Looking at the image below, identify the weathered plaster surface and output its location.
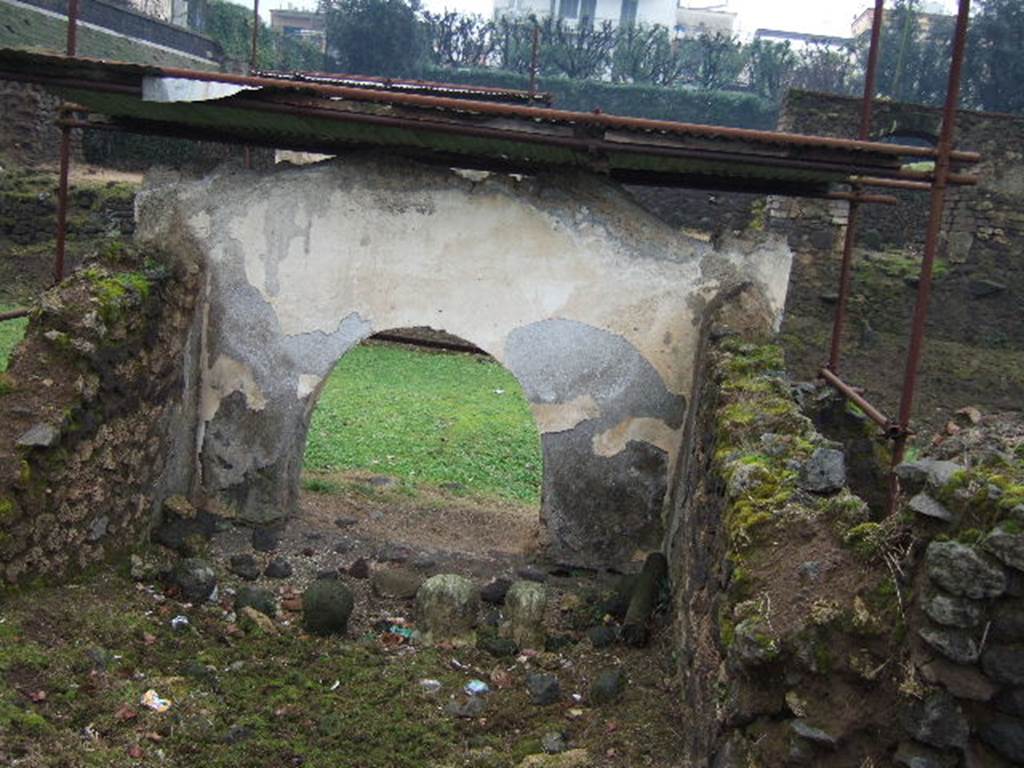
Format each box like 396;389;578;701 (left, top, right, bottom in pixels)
135;155;792;565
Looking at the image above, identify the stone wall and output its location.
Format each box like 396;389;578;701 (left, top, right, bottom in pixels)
628;90;1024;353
0;245;202;583
134;155;794;568
0;81;81;167
665;330;1024;766
776;90;1024;351
0;165;138;303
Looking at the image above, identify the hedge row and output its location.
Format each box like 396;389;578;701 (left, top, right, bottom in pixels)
422;66;778;129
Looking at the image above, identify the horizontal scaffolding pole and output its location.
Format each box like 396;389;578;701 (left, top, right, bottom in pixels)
819;367;902;438
0;307;30;321
826;191;899;205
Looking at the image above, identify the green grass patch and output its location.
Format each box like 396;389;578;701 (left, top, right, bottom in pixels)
305;344;542;503
0;304;28;372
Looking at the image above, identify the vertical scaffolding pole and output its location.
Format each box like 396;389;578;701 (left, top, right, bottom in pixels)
890;0;972;484
250;0;260;70
826;0;885;373
244;0;260;168
53;0;79;284
528;23;540;95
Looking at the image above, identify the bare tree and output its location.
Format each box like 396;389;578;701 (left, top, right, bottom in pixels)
746;39;796;101
678;33;746;91
424;12;499;69
494;16;538;74
542;17;616;81
612;24;688;86
792;42;860;96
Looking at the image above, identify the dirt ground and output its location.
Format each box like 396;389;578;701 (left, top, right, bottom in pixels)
0;474;685;768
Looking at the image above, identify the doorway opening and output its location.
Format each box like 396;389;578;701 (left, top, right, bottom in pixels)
300;329;544;563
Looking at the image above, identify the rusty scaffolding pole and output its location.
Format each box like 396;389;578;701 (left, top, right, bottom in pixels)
818;0;975;513
890;0;973;475
53;0;79;285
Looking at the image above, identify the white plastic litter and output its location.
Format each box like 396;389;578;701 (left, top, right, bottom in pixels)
419;679;443;695
140;689;171;713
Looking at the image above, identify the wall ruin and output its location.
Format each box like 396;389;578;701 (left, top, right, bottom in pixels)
133;155;793;567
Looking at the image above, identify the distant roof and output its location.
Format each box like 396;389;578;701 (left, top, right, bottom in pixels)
754;29;853;47
0;49;977;197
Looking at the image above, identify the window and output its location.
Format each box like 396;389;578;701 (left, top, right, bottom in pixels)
559;0;580;19
619;0;638;26
580;0;596;23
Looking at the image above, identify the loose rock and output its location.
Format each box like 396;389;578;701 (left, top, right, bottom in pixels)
586;625;617;649
16;422;60;448
908;493;955;523
590;668;625;705
238;606;277;635
541;731;567;754
517;749;590;768
235;586;278;618
377;544;413;563
228;554;261;581
370;568;422;600
251;526;283;553
263;557;293;579
302;580;354;636
444;696;486;719
481;577;512;605
416;574;480;646
172;558;217;603
348;558;370;579
526;672;560;705
790;720;838;749
477;633;517;658
503;581;547;651
895;459;961;494
517;565;547;583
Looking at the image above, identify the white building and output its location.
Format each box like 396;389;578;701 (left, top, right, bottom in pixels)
493;0;737;38
753;28;853;52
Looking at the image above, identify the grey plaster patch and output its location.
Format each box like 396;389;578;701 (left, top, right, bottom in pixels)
282;313;373;378
505;318;685;429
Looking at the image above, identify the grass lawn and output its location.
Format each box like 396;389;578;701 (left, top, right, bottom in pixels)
0;306;28;372
305;344;542;504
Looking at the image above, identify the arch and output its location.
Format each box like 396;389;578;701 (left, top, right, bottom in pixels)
138;153;793;566
302;326;544;500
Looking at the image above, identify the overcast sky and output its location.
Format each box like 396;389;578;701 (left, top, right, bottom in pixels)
247;0;960;39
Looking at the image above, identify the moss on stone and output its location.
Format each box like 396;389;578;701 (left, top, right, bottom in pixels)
0;497;14;524
82;266;152;326
843;522;885;559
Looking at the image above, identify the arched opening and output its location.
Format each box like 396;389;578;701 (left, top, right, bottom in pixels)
298;327;545;565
